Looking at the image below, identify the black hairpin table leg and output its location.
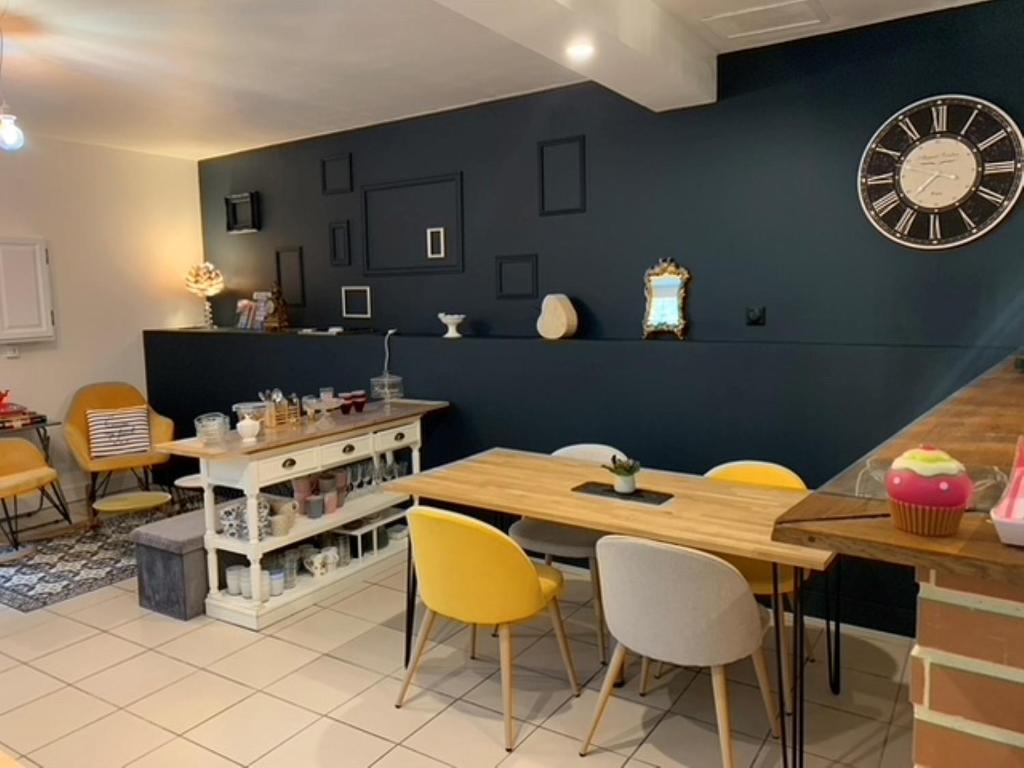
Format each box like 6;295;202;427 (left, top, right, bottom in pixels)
771;564;790;768
792;567;807;768
824;556;843;695
404;540;417;668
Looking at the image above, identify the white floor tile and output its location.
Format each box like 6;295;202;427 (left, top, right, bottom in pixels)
156;621;259;667
0;610;54;641
0;616;98;662
126;737;238;767
587;658;698;712
834;632;909;682
128;670;253;734
801;701;889;768
372;746;449;768
330;677;453;742
325;584;407;624
515;635;603;687
542;687;666;756
252;717;391;767
272;608;376;653
389;638;498;698
0;652;19;673
370;570;407;593
327;623;406;675
382;601;464;645
749;740;847;767
185;692;318;765
31;632;145;683
633;712;765;768
404;700;535;768
44;586;124;617
501;726;628;768
557;570;595;606
879;726;912;768
208;636;319;689
0;687;115;755
113;577;139;593
266;656;381;714
27;711;172;768
464;667;576;725
65;592;150;630
672;675;775;739
804;663;902;722
0;666;64;715
77;651;195;707
110;613;210;648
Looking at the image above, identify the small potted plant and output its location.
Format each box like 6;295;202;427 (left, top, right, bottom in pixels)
603;455;641;495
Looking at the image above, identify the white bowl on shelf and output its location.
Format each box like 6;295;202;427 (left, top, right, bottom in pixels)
990;511;1024;547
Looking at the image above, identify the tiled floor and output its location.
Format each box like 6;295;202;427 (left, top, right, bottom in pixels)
0;560;914;767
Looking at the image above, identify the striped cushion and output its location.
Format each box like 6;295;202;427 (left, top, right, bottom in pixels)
86;405;152;459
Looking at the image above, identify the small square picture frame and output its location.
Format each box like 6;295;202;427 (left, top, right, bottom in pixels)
341;285;372;319
426;227;446;259
225;192;261;233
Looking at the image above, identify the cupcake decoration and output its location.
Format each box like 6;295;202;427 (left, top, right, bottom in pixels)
885;446;973;537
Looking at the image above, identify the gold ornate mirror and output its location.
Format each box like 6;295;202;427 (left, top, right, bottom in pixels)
642;258;690;339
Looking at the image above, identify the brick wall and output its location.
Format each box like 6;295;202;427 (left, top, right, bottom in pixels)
912;569;1024;767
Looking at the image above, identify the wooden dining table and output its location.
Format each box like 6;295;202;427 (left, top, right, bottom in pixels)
387;447;836;768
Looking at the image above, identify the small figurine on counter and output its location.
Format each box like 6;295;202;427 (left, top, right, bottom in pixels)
263;283;289;331
885;446;973;537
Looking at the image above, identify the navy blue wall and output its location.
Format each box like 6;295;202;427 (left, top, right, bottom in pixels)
156;0;1024;636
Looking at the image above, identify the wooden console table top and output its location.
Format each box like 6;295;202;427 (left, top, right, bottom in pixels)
773;357;1024;584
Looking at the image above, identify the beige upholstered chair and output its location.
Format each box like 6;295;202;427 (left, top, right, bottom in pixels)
581;536;780;768
508;443;625;662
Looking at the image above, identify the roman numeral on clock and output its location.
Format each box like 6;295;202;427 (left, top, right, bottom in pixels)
931;105;947;132
865;172;894;185
898;118;920;141
984;160;1016;175
929;214;941;241
873;191;900;217
958;207;976;230
894;208;917;236
977;186;1006;205
874;146;902;159
977;129;1008;151
961;109;979;136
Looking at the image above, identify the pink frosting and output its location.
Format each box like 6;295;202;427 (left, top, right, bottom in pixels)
886;468;973;508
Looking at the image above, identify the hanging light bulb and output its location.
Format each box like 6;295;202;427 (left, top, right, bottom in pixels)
0;111;22;151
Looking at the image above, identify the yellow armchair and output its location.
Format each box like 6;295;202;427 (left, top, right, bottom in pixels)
0;438;72;549
64;382;173;515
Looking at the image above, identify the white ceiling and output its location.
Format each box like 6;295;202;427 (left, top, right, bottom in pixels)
0;0;990;160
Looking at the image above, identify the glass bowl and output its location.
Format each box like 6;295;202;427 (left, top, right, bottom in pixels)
194;412;229;443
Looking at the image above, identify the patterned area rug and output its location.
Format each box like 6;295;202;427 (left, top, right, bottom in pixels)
0;510;165;612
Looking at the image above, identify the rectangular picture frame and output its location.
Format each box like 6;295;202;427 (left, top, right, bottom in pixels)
329;221;351;267
225;191;261;233
275;246;306;307
341;285;372;319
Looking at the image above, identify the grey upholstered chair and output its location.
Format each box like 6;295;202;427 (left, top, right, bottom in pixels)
580;536;780;768
508;443;624;662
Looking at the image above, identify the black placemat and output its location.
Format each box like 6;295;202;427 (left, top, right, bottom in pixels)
571;481;673;506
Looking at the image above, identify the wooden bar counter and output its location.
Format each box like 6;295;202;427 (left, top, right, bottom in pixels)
773;356;1024;767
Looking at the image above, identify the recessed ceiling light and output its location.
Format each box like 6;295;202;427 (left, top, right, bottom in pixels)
565;41;595;63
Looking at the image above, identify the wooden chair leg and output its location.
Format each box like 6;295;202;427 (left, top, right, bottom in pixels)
498;623;516;751
469;624;478;660
548;598;579;695
710;665;735;768
580;643;627;756
653;660;666;680
395;608;437;708
544;553;554;566
639;656;651;696
589;556;608;664
751;647;780;738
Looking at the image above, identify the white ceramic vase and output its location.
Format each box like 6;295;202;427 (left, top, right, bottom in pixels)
614;474;636;494
237;414;261;443
438;313;465;339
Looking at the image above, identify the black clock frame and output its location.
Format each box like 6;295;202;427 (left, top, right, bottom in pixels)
858;95;1023;249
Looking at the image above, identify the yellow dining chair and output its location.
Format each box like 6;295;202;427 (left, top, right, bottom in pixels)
396;505;580;751
704;460;809;711
0;438;72;549
64;382;173;522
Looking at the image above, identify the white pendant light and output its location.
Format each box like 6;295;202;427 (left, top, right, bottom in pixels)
0;5;24;152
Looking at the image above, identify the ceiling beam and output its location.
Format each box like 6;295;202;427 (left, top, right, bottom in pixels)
431;0;717;111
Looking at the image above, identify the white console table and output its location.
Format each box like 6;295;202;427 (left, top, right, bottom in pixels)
157;400;446;629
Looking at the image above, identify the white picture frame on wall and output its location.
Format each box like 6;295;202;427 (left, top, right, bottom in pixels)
341;285;372;319
426;227;445;259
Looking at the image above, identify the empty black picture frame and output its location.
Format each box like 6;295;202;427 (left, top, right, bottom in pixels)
275;247;306;307
362;172;464;275
538;135;586;216
495;254;538;299
225;192;261;233
321;153;353;195
329;221;351;266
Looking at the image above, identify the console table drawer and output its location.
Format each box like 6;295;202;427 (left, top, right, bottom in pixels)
321;434;373;465
258;448;319;484
374;422;420;451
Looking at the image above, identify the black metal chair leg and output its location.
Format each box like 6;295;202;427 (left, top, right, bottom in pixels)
40;483;72;526
0;497;19;549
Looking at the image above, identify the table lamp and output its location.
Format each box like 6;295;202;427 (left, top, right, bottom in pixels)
185;262;225;328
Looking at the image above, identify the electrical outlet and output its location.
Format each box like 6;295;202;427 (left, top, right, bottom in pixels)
745;306;766;326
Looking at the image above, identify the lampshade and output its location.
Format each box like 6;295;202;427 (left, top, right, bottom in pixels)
185;262;225;298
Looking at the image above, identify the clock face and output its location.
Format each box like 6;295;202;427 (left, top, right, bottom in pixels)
858;95;1024;249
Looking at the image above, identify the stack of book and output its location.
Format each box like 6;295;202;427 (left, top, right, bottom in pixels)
0;402;46;430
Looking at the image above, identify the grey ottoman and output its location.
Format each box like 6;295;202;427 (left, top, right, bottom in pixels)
130;510;207;620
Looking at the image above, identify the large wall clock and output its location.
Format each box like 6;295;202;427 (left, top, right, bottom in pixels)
858;95;1024;249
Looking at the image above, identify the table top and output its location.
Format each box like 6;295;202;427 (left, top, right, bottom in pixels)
388;448;834;571
156;400;447;459
774;356;1024;584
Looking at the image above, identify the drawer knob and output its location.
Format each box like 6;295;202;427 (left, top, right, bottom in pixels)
394;432;405;442
343;444;355;454
282;458;297;469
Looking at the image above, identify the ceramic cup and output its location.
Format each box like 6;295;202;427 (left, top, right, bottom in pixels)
271;514;291;536
319;474;337;493
225;565;245;595
269;570;285;596
321;546;339;571
239;568;252;599
292;476;314;497
306;494;324;519
352;390;367;412
324;491;338;515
